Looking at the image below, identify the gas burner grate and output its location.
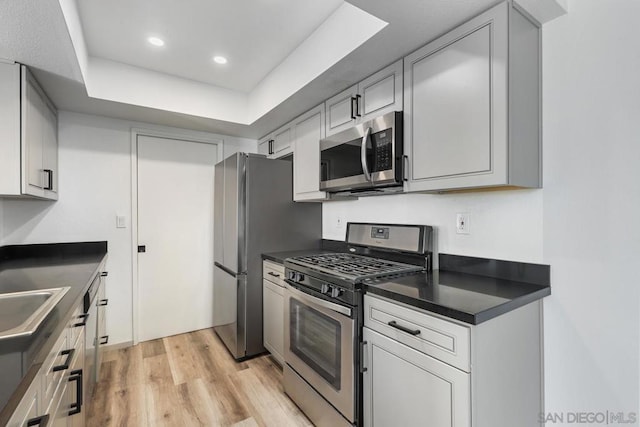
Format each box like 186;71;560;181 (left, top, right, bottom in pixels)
289;253;423;280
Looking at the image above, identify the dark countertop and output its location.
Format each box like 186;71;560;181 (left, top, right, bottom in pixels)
264;247;551;325
365;254;551;325
0;242;108;425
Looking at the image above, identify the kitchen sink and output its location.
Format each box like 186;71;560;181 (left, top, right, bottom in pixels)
0;287;70;340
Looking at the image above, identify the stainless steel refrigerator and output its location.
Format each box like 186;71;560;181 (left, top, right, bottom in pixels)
213;153;322;360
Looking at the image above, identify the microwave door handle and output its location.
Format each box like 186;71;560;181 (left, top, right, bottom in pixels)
361;126;372;181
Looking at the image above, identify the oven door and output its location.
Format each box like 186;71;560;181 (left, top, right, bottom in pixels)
320;111;401;192
284;282;355;422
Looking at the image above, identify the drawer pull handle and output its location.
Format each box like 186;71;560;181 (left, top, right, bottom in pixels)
100;335;109;345
388;320;421;336
98;298;109;306
68;369;83;415
53;348;75;372
73;313;89;327
27;414;50;426
267;272;281;278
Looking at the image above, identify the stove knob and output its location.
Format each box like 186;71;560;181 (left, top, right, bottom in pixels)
321;284;329;294
295;272;305;282
288;271;296;280
330;287;343;298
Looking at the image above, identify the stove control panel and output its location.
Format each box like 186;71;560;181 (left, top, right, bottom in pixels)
285;267;356;307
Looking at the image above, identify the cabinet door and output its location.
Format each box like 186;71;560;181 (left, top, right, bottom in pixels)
363;327;470;427
258;135;271;156
263;279;285;365
358;60;403;122
42;102;58;199
293;104;327;202
68;329;86;427
404;4;508;192
272;125;292;157
22;69;46;197
6;377;42;427
325;84;357;137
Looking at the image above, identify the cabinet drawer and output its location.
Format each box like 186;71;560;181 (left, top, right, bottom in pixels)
263;260;285;287
364;294;470;372
42;329;70;404
68;303;84;347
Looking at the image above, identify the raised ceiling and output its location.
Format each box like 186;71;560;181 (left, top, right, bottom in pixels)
0;0;566;138
76;0;344;92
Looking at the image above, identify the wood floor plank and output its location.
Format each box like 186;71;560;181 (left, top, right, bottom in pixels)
143;353;174;388
145;382;185;427
141;338;166;358
164;333;201;385
87;328;311;427
176;378;223;426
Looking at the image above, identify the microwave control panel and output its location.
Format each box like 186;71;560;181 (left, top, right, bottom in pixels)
372;130;392;171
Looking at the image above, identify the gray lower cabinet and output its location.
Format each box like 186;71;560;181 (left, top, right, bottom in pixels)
362;294;543;427
403;1;541;192
262;260;285;365
363;327;470;427
7;301;87;427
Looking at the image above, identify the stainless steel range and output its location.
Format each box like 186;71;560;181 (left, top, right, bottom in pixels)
283;223;433;427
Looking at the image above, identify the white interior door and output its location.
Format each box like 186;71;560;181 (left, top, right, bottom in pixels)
137;135;218;342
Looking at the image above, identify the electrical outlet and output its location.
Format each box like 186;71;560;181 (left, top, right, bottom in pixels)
456;213;470;235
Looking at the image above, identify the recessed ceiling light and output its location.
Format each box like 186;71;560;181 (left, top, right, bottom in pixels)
213;56;228;65
147;37;165;47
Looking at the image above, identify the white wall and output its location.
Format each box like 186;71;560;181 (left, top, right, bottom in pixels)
542;0;639;420
0;111;257;345
323;190;544;264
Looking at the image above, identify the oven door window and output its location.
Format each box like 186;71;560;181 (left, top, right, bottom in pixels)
290;299;342;390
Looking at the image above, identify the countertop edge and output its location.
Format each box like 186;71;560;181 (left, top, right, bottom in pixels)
365;282;551;325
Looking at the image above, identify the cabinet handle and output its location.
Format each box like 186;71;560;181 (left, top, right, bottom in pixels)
100;271;109;277
68;369;83;415
402;155;409;181
100;335;109;345
388;320;421;336
350;96;357;120
360;340;368;373
98;298;109;306
73;313;89;327
52;348;75;372
355;94;362;117
27;414;50;427
43;169;53;190
268;139;274;155
267;272;281;278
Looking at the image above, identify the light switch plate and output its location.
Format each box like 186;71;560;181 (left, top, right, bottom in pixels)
116;215;127;228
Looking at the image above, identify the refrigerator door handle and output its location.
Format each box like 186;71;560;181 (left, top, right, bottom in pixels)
214;262;240;277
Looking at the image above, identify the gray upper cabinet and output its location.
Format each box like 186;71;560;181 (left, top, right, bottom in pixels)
258;124;293;159
325;60;403;137
404;2;541;192
0;61;59;200
293;104;327;202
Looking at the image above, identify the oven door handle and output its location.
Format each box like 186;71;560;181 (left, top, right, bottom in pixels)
285;282;352;317
360;126;372;182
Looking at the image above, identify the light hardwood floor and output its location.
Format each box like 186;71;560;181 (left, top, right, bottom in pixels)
87;328;312;427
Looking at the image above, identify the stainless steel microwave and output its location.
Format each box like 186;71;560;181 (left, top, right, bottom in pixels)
320;111;403;194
